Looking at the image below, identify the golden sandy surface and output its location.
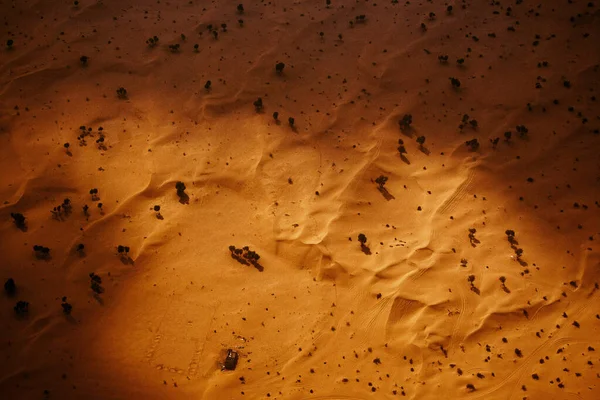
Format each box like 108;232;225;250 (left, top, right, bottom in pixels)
1;0;599;399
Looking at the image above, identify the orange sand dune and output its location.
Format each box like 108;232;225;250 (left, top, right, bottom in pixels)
1;0;599;399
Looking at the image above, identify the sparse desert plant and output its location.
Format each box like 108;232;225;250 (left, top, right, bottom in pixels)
205;80;211;90
465;138;479;151
467;274;480;294
33;245;51;259
97;203;103;212
117;245;130;255
4;278;16;296
375;175;388;189
62;198;72;214
457;58;465;65
499;276;510;292
505;229;516;243
516;124;528;137
212;30;219;39
253;97;263;112
397;139;407;155
80;55;89;66
76;243;85;253
168;43;180;52
51;199;72;219
83;204;89;216
153;205;163;219
96;135;106;150
221;23;227;32
116;87;127;99
355;14;366;23
449;77;461;88
537;61;549;68
51;205;62;220
514;348;523;357
438;54;449;63
6;39;14;49
229;245;263;271
176;181;189;203
238;19;244;26
399;114;412;131
357;233;371;254
89;273;103;294
358;233;367;244
194;43;199;52
273;111;279;121
180;33;186;41
146;36;159;47
416;135;426;148
458;115;469;130
237;3;244;13
447;5;453;14
326;0;331;7
490;137;500;149
420;23;427;32
90;188;99;201
14;300;29;315
275;62;285;74
468;228;477;242
61;297;72;315
288;117;295;127
504;131;512;141
515;248;524;260
10;212;26;230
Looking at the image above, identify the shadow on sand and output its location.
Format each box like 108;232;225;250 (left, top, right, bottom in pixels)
377;187;395;201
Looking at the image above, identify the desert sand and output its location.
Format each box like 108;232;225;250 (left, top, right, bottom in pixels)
1;0;599;399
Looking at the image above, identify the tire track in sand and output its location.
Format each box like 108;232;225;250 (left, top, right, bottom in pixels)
436;167;476;216
471;336;583;399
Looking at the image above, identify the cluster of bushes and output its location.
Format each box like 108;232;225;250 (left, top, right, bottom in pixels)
61;297;73;315
146;36;159;47
89;273;103;294
357;233;371;255
465;138;479;151
51;198;73;220
10;212;26;230
505;230;525;263
399;114;412;131
467;275;480;294
77;125;94;146
33;245;51;259
228;245;263;270
117;245;130;255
